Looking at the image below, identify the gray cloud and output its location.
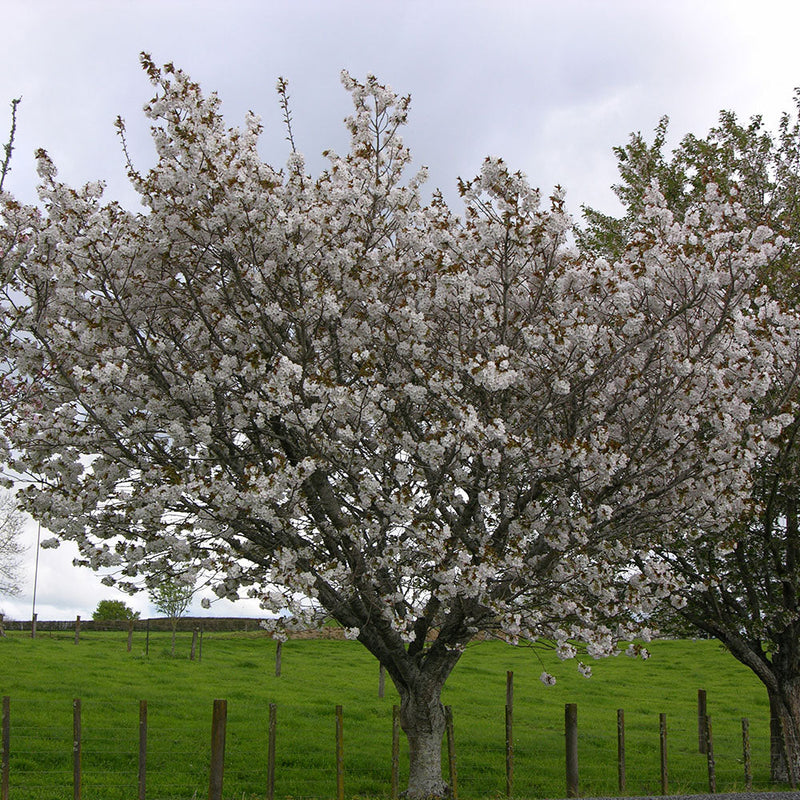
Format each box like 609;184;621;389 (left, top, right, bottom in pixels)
2;0;799;617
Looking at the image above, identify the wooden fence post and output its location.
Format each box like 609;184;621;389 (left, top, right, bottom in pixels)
705;714;716;793
505;671;514;798
208;699;227;800
275;640;283;678
30;612;36;640
2;696;9;800
698;689;708;753
335;705;344;800
659;713;668;795
74;615;80;645
391;705;400;800
445;705;458;800
145;619;150;657
267;703;277;800
191;627;198;661
617;709;626;793
565;703;579;798
199;623;203;662
138;700;147;800
742;717;752;791
73;698;82;800
127;620;134;653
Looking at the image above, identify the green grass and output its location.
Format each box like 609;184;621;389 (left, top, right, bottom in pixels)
0;630;780;799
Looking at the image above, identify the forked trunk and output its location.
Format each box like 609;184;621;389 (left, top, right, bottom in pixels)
768;679;800;785
398;679;450;798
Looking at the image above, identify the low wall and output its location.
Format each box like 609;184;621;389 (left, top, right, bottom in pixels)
0;615;347;637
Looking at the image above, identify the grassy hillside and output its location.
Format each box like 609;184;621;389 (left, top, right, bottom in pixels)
0;629;775;799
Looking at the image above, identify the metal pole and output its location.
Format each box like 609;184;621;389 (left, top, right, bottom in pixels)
30;519;41;630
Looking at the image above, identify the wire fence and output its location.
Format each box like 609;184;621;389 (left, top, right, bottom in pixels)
0;682;771;800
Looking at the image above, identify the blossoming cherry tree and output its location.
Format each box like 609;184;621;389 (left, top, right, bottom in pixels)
0;57;792;796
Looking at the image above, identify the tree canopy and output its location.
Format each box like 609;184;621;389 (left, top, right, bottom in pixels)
92;598;140;621
150;576;195;655
1;56;796;796
582;92;800;783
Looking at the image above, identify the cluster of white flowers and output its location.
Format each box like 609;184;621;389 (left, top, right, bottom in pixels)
0;59;796;731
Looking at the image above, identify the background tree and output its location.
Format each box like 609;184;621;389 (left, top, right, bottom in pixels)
581;94;800;784
92;598;140;621
149;578;194;656
0;96;36;466
0;93;33;605
0;490;25;596
0;57;792;797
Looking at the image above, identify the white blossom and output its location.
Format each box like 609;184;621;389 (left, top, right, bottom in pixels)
1;59;795;799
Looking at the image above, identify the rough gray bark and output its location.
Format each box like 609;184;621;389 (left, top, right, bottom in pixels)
768;678;800;785
398;678;450;798
347;607;466;798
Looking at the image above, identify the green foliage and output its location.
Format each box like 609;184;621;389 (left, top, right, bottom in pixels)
91;599;140;621
148;580;193;627
0;633;774;798
148;579;195;658
581;91;800;298
578;92;800;780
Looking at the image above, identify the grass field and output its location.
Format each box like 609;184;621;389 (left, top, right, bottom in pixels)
0;628;781;799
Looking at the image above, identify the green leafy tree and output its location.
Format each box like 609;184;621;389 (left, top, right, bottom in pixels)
149;579;195;656
92;599;140;621
582;93;800;784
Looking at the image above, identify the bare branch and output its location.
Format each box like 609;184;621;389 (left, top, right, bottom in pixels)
0;97;21;193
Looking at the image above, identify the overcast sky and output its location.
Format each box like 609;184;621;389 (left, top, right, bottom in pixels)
2;0;800;622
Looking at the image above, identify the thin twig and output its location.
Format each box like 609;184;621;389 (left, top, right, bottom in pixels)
276;77;297;154
0;97;22;193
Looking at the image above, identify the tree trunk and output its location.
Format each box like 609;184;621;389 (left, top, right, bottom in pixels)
768;679;800;785
708;629;800;788
397;679;450;798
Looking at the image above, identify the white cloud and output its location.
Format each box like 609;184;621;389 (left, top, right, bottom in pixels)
0;517;266;622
